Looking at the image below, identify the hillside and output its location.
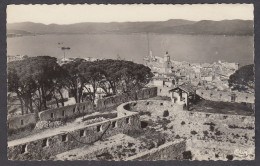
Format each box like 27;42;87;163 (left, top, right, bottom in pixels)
158;20;254;35
7;19;253;36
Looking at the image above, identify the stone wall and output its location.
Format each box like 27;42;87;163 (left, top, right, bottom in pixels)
157;86;172;97
122;100;255;160
8;87;157;130
196;89;254;104
8;112;141;160
121;100;183;117
96;87;157;110
8;113;36;130
126;140;186;160
39;100;94;121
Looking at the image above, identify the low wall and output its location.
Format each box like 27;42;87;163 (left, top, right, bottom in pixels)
39;100;94;121
8;112;141;160
126;139;186;160
96;87;157;110
122;100;255;160
8;113;36;130
196;89;254;104
120;100;183;117
122;100;254;144
157;86;172;97
8;87;157;131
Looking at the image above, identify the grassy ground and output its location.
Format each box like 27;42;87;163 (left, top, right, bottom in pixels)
190;100;254;116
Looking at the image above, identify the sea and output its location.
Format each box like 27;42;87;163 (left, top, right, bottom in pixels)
7;33;254;66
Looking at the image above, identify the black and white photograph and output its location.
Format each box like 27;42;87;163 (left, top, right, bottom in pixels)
6;4;255;161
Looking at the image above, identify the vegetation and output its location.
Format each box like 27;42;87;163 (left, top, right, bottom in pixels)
226;154;234;160
65;59;153;103
163;110;169;117
190;131;198;135
8;56;65;115
228;64;254;92
182;151;192;160
7;57;153;115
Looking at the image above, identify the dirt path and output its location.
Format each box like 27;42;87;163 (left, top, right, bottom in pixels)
8;111;116;147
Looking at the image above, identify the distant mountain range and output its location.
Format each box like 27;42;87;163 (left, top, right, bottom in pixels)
7;19;254;36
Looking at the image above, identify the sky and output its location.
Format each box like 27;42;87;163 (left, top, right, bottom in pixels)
7;4;254;24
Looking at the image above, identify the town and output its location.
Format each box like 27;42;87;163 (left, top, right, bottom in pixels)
6;3;255;162
7;51;255;160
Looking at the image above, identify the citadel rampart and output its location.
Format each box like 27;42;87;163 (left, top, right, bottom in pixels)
8;87;157;130
8;87;157;160
122;99;254;127
8;112;141;160
126;140;186;160
39;100;94;121
7;113;36;130
196;89;254;104
122;100;255;160
121;100;183;117
97;87;157;109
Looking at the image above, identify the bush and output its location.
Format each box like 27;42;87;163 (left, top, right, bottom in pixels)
215;130;222;136
203;130;209;136
210;125;215;132
182;151;192;160
175;135;181;139
181;121;185;125
147;141;155;150
163;110;169;117
226;154;234;160
203;122;216;126
157;137;166;147
191;130;197;135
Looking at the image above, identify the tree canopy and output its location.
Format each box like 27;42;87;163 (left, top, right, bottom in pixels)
228;64;254;92
8;56;154;115
8;56;66;115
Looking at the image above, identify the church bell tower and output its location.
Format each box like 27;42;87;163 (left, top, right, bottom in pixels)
163;51;172;73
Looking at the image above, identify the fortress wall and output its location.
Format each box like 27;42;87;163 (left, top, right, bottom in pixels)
8;113;36;130
123;100;254;159
39;100;94;121
8;87;156;130
171;110;255;150
121;100;183;117
123;100;254;144
196;89;254;104
96;87;157;110
124;100;254;127
126;139;186;160
8;113;141;160
157;86;172;97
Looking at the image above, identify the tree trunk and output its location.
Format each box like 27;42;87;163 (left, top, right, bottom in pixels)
24;99;29;114
29;99;34;113
41;86;47;110
53;95;59;108
58;90;65;106
18;96;24;115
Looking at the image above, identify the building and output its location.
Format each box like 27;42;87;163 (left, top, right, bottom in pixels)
169;83;198;110
7;55;27;63
162;51;172;74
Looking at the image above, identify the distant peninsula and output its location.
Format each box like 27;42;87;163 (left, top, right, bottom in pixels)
7;19;254;37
